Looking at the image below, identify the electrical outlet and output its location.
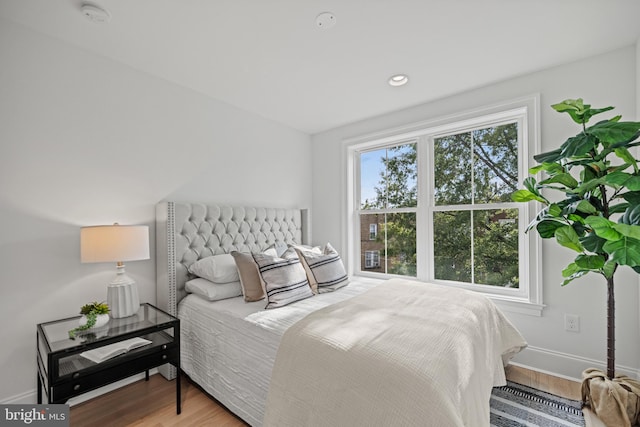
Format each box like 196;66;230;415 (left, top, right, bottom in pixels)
564;314;580;332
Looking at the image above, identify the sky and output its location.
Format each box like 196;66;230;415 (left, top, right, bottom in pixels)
360;144;416;207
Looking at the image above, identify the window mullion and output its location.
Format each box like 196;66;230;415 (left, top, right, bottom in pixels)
418;136;431;281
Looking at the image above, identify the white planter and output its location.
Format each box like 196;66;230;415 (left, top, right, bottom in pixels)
79;313;110;329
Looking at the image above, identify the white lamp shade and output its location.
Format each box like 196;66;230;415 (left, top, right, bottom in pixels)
81;225;150;263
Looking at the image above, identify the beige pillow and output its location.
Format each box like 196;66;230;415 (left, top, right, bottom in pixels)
231;248;277;302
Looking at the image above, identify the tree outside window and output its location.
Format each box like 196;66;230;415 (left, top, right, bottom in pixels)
358;122;521;289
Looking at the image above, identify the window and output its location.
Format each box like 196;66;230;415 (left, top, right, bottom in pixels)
347;97;541;313
432;124;519;288
369;224;378;240
360;143;417;276
364;251;380;269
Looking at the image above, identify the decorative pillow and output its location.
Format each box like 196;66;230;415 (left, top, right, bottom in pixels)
294;242;349;293
185;278;242;301
273;242;289;257
188;253;239;283
231;247;277;302
252;247;314;309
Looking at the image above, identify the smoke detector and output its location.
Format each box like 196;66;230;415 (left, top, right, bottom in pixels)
81;3;111;23
316;12;336;29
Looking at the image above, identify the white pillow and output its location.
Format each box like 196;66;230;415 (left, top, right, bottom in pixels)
294;242;349;293
188;253;239;283
185;278;242;301
252;247;313;309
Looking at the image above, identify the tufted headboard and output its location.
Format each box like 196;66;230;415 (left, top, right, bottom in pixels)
155;202;309;380
155;202;310;318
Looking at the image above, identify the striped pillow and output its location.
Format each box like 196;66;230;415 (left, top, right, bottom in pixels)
294;243;349;293
252;247;313;309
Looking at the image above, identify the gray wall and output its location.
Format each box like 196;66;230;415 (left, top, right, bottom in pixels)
0;19;311;402
311;46;640;380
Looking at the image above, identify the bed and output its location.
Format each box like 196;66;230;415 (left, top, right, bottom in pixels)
156;202;527;427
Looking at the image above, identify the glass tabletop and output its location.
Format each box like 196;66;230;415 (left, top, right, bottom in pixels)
39;303;176;353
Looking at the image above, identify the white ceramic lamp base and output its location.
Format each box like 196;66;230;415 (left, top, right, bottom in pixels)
107;264;140;318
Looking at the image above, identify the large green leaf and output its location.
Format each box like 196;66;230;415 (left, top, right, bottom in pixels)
609;203;630;215
582;106;616;123
614;147;638;173
603;171;631;188
552;99;616;126
561;270;589;286
603;236;640;267
539;173;578;189
622;192;640;204
575;200;597;214
576;177;604;197
611;223;640;240
534;148;563;164
529;163;564;176
554;226;585;252
581;165;599;182
580;232;607;253
560;133;597;158
575;254;605;269
562;262;581;278
549;203;563;217
620;203;640;225
587;121;640;144
512;189;546;204
624;176;640;191
584;216;622;241
536;220;566;238
524;177;539;195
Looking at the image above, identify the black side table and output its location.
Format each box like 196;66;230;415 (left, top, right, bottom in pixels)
37;303;181;414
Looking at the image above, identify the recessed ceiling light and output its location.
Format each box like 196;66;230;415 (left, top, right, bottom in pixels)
81;3;111;23
388;74;409;87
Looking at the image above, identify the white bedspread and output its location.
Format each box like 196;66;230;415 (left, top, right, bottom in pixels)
178;276;383;426
263;278;527;427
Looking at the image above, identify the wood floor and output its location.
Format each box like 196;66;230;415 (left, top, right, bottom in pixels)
70;364;585;426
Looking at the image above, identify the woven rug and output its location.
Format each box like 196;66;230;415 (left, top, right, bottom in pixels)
490;381;585;426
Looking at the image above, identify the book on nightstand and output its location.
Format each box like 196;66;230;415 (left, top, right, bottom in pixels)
80;337;152;364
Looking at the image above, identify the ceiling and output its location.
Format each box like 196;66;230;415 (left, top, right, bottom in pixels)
2;1;640;134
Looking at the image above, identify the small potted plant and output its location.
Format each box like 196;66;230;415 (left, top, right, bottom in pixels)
68;301;110;339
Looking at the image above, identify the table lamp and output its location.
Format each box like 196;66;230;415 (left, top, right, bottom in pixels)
80;224;150;318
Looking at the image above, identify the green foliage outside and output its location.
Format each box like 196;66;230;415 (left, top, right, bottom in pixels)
363;123;520;287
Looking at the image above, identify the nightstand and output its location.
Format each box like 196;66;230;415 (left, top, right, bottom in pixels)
36;303;181;414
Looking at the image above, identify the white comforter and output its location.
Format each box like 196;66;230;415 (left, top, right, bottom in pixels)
263;278;527;427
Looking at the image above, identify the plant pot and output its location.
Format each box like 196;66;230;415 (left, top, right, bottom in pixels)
582;368;640;427
79;313;110;329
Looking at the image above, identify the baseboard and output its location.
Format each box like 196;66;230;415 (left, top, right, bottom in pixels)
512;345;640;381
1;389;35;404
1;369;158;406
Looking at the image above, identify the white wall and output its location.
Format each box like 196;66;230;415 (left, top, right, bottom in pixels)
0;19;311;403
311;46;640;380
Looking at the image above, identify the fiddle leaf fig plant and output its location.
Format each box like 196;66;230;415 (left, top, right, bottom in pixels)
512;98;640;380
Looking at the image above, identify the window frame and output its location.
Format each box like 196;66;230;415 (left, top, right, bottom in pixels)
344;96;543;315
